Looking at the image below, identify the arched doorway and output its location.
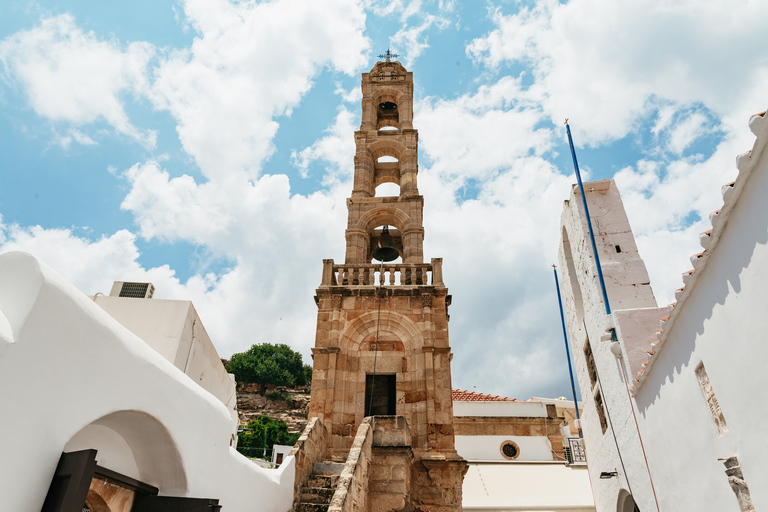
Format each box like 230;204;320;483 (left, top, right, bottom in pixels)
617;490;640;512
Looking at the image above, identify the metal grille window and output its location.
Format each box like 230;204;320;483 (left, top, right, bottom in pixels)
119;282;154;299
564;437;586;464
500;441;520;460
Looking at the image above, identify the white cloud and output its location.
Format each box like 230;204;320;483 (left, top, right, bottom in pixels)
290;106;357;181
57;127;98;149
0;14;156;147
390;14;450;67
467;0;768;145
149;0;370;179
416;76;552;186
334;83;362;103
366;0;423;21
666;111;711;154
0;222;172;296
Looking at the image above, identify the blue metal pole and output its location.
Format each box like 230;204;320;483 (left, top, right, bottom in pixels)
565;121;611;315
552;265;582;436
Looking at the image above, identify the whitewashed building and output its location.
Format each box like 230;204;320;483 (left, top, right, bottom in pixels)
0;252;295;511
557;110;768;511
453;389;595;512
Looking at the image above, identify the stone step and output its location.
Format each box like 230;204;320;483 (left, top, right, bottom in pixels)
306;474;338;489
313;462;345;476
298;503;329;512
300;486;335;504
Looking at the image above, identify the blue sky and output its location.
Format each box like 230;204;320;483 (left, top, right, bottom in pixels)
1;0;766;400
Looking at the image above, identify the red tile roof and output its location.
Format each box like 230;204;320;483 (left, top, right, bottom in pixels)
452;389;515;401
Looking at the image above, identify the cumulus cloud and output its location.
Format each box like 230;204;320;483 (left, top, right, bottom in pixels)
366;0;423;21
0;14;156;147
467;0;768;145
290;106;357;181
149;0;370;179
390;14;451;67
0;221;177;296
415;76;553;197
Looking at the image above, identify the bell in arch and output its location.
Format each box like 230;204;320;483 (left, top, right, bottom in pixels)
372;226;400;262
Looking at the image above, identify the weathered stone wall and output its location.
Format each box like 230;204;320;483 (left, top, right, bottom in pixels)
369;417;413;512
236;383;310;433
454;404;567;460
329;418;373;512
290;417;329;510
310;283;456;461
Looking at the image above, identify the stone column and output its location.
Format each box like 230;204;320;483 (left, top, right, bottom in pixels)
401;227;424;264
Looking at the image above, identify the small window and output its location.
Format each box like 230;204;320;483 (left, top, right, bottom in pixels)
615;245;622;253
594;389;608;434
695;362;727;436
365;374;396;416
500;441;520;460
584;340;597;389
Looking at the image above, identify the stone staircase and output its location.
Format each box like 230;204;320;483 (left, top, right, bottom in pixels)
297;462;345;512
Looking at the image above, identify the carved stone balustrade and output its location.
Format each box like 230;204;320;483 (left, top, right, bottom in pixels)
320;259;443;287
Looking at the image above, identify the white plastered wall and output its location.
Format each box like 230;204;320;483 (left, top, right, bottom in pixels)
0;252;294;512
93;295;239;437
557;180;658;512
631;113;768;511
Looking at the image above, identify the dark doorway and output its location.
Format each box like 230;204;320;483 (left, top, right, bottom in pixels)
365;374;396;416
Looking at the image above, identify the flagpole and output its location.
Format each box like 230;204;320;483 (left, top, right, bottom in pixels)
552;264;582;437
565;120;611;315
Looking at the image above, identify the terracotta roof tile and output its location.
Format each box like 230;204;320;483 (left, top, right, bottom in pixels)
452;389;515;401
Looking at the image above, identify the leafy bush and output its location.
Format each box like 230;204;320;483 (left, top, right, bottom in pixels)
227;343;310;386
266;391;288;402
238;416;300;456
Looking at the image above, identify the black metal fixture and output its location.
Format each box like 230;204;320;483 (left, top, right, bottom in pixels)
372;226;399;262
378;48;399;60
600;471;619;479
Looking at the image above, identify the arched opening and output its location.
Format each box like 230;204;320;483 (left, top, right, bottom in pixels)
378;126;398;133
370;224;403;265
617;490;640;512
377;155;398;163
64;410;187;494
377;100;399;129
375;182;400;197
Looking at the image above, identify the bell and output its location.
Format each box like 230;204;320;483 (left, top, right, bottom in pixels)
372;226;399;262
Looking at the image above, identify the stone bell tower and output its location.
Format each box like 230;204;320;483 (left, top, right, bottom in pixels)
308;56;467;512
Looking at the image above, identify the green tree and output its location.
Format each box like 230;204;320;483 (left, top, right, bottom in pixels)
238;416;300;452
227;343;310;386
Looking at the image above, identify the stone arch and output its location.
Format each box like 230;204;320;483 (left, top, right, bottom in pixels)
368;139;405;162
373;88;404;129
64;410;187;495
339;310;424;353
373;88;404;105
356;206;413;233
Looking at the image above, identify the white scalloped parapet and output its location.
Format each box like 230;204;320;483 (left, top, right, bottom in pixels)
632;110;768;393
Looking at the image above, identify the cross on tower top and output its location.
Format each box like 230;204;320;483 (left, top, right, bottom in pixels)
378;48;399;61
